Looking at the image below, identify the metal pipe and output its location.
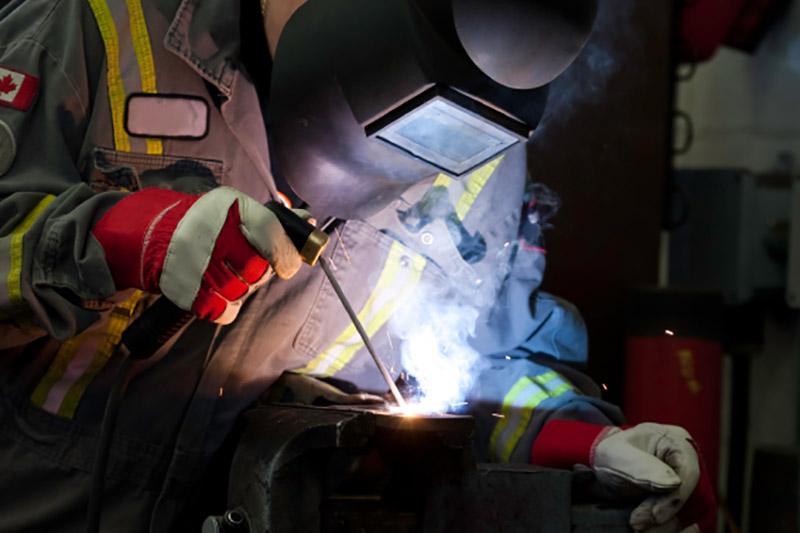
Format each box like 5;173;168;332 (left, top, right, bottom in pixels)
319;257;407;407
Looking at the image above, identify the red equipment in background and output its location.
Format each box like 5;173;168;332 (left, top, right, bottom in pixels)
624;290;723;493
679;0;789;63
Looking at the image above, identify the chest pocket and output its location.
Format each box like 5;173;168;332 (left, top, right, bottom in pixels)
85;0;224;195
87;147;222;194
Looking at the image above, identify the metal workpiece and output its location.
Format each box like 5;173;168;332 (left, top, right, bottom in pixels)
224;404;633;532
226;404;474;532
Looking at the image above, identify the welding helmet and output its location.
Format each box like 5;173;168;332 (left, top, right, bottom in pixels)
269;0;598;219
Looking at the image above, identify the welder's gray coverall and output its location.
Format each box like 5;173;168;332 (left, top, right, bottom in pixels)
0;0;623;530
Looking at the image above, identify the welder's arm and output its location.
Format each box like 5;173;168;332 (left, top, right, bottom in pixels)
92;187;309;324
0;39;128;345
532;421;717;533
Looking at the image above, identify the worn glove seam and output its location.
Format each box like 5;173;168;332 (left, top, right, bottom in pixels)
140;201;180;289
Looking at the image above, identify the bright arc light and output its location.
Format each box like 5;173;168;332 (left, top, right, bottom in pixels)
388;403;438;417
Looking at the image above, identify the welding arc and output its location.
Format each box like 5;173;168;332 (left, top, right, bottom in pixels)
319;257;407;407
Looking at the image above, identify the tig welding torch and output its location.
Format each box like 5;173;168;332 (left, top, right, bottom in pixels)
87;202;403;533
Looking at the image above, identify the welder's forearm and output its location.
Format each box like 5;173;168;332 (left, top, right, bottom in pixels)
0;185;127;342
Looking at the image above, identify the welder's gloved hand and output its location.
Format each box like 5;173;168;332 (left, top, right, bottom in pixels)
531;421;716;533
268;373;387;406
92;186;308;324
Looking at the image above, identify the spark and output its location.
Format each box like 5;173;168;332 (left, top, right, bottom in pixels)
504;242;510;248
601;383;608;391
386;329;394;350
451;401;469;407
335;227;351;263
219;387;224;397
665;329;674;336
491;413;505;419
504;355;511;360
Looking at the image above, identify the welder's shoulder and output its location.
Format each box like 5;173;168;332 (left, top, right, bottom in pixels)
0;0;102;70
0;0;105;116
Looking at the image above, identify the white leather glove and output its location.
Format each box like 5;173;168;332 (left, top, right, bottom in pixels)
531;420;716;533
594;424;699;532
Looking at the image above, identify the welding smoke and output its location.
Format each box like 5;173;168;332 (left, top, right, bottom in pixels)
530;1;632;139
389;183;559;413
392;294;482;413
391;261;511;413
389;226;518;413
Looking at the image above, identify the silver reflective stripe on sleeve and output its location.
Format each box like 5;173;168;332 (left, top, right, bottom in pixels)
31;291;142;418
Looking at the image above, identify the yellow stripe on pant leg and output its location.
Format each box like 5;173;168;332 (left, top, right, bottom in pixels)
30;333;87;407
58;291;142;418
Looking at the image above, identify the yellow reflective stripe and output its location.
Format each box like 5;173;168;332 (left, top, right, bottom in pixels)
498;382;573;463
454;155;504;220
296;243;427;377
433;174;453;188
488;376;530;458
30;333;87;407
545;382;573;398
532;371;561;389
296;244;405;375
498;388;550;462
6;195;56;307
58;291;142;418
126;0;163;155
489;372;574;463
324;253;425;376
127;0;156;93
88;0;130;152
145;138;162;155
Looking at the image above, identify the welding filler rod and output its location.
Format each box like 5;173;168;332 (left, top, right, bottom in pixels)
319;257;407;407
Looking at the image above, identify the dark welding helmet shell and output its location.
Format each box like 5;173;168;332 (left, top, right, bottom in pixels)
449;0;599;89
269;0;596;220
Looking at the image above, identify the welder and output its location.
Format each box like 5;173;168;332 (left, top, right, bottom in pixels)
0;0;715;532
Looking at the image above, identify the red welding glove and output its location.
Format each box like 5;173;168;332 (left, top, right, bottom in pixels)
531;421;717;533
93;186;308;324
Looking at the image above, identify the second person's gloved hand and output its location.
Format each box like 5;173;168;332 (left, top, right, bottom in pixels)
93;186;308;324
531;420;716;533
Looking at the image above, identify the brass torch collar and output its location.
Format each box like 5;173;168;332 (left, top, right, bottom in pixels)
300;228;330;266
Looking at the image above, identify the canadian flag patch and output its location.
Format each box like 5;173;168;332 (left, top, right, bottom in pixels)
0;65;39;111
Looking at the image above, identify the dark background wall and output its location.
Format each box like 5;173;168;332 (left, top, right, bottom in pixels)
527;1;675;406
